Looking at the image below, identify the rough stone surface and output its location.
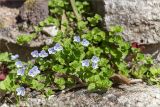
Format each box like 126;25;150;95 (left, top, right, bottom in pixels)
0;7;19;28
42;26;59;37
1;83;160;107
19;0;48;25
92;0;160;44
92;0;160;60
102;0;160;44
0;3;51;61
0;27;52;61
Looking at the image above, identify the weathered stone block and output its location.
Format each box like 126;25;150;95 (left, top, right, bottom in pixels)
92;0;160;44
19;0;48;25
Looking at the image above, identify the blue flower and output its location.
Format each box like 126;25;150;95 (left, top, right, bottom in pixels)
54;43;63;51
81;59;90;67
16;87;25;96
15;61;23;68
31;50;39;58
39;50;48;58
73;36;81;42
11;54;19;60
28;66;40;77
48;47;56;54
81;39;90;47
91;56;100;63
92;63;98;69
17;68;25;76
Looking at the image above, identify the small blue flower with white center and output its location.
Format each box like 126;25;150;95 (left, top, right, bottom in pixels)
31;50;39;58
11;54;19;60
81;59;90;67
28;66;40;77
73;36;81;42
92;63;98;69
16;87;25;96
17;68;25;76
54;43;63;51
39;50;48;58
15;61;23;68
81;39;90;47
48;47;56;54
91;56;100;63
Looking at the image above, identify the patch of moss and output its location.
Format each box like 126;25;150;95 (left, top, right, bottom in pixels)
24;0;36;10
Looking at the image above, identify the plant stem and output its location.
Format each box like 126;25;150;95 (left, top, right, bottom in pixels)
61;10;68;33
70;0;82;21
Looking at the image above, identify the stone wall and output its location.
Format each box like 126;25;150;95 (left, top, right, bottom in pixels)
92;0;160;44
91;0;160;60
0;0;49;61
19;0;48;25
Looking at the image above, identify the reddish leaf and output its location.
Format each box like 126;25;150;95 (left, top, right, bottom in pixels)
131;42;145;52
0;73;7;81
131;42;139;48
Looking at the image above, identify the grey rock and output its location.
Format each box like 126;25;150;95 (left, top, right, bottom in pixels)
91;0;160;60
0;7;19;28
2;83;160;107
0;27;48;61
19;0;48;25
0;6;51;61
42;26;59;37
94;0;160;44
103;0;160;44
0;103;8;107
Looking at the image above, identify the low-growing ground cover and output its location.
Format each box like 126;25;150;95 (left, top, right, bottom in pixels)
0;0;160;105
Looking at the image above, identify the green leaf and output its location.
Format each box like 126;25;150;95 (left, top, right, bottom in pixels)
54;77;65;90
99;58;109;67
34;26;42;32
116;62;128;76
92;28;106;42
77;21;88;31
54;78;65;85
36;75;46;82
52;65;66;73
52;31;63;43
96;78;112;90
109;48;122;58
86;46;103;56
87;14;102;26
81;33;92;41
86;75;101;83
110;26;123;33
100;67;113;77
69;61;80;70
63;38;72;48
0;81;6;90
31;80;45;90
136;53;145;61
17;33;37;45
0;52;10;62
87;83;96;91
132;65;148;79
0;74;12;90
44;88;54;97
149;67;160;76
